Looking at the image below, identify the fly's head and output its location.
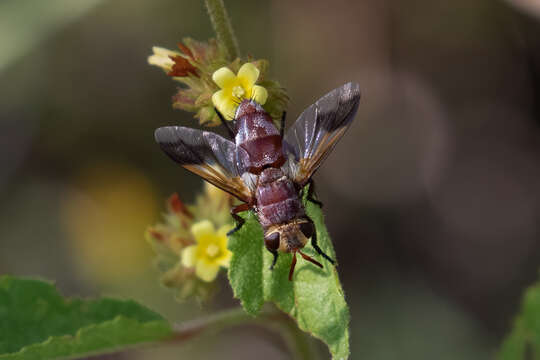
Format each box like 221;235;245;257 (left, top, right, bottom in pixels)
263;219;315;254
264;219;322;280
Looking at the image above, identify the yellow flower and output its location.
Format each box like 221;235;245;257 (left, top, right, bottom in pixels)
148;46;180;73
181;220;232;282
211;62;268;120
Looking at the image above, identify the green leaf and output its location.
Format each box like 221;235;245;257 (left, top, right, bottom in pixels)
499;276;540;360
227;199;350;359
0;276;172;360
227;211;265;315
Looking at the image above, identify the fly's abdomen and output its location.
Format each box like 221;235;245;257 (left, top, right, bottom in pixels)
258;199;303;228
256;177;304;228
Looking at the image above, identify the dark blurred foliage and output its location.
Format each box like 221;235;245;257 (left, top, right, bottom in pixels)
1;0;540;359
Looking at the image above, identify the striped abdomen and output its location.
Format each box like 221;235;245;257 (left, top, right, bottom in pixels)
255;168;304;229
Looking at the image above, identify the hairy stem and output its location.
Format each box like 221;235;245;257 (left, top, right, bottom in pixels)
169;306;314;360
204;0;240;60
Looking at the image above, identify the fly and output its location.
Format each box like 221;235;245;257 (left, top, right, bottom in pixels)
155;82;361;280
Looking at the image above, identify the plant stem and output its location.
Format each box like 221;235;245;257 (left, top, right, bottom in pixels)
204;0;240;60
273;314;316;360
169;306;314;360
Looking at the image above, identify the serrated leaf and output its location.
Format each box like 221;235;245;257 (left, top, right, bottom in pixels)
499;277;540;360
0;276;172;360
227;199;350;359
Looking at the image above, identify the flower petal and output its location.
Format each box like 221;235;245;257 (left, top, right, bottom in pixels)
147;47;180;72
212;89;231;111
216;249;232;268
181;245;197;268
148;55;174;71
215;225;233;267
212;67;236;88
191;220;215;241
237;63;260;87
196;260;220;282
212;90;237;120
152;46;179;57
251;85;268;105
217;224;234;238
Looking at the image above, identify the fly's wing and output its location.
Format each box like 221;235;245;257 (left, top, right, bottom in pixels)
155;126;252;202
283;82;361;185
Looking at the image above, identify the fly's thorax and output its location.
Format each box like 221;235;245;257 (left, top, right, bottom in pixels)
264;219;310;253
234;100;284;174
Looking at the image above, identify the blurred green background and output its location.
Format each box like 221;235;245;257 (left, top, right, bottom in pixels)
2;0;540;358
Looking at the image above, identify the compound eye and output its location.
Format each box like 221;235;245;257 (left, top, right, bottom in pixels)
264;232;280;251
299;222;315;239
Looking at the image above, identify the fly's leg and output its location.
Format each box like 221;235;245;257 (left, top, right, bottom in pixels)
280;111;287;138
306;179;323;208
288;252;297;281
227;203;251;236
307;217;335;264
215;108;235;139
269;249;279;270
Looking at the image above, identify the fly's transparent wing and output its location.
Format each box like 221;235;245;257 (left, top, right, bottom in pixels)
283;82;361;185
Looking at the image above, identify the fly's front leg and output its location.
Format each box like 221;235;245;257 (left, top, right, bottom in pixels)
306;179;323;208
307;217;335;264
227;202;251;236
215;108;236;139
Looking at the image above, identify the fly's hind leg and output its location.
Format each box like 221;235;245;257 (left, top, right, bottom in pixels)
227;203;251;236
306;179;323;208
307;217;335;264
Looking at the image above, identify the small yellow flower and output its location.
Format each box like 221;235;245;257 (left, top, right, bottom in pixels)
148;46;180;73
181;220;232;282
211;62;268;120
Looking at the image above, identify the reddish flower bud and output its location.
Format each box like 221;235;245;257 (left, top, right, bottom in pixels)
167;193;193;218
167;55;198;77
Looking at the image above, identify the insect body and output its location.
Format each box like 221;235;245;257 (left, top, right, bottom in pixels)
155;82;361;280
